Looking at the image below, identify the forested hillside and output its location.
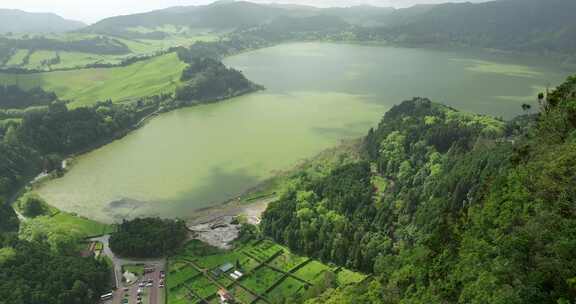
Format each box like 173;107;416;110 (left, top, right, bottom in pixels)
0;234;111;303
81;0;576;60
262;76;576;303
370;0;576;57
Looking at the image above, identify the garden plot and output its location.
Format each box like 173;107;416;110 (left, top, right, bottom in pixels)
167;239;366;304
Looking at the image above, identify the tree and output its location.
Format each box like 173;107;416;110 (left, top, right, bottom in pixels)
109;218;188;258
521;103;532;111
20;195;45;217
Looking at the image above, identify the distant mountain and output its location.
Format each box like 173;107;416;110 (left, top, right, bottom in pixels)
84;0;576;57
84;1;401;38
84;1;292;36
373;0;576;54
0;9;85;33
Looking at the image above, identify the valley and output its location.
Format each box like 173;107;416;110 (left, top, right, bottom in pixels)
1;1;576;304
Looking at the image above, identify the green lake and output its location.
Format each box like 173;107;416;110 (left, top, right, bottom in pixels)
35;42;570;223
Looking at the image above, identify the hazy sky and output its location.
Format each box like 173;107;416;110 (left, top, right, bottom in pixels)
1;0;490;24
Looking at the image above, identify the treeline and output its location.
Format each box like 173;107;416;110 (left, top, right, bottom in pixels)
262;98;506;272
362;0;576;60
0;48;260;223
0;98;158;214
263;78;576;303
109;218;188;258
175;56;262;102
0;36;131;55
0;234;111;304
171;43;263;103
0;85;56;109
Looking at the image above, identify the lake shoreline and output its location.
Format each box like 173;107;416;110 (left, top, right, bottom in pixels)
31;42;569;224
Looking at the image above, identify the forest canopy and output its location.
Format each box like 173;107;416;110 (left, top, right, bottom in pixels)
263;78;576;303
109;217;188;258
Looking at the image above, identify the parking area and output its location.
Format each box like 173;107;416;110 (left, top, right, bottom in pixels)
92;236;165;304
110;263;166;304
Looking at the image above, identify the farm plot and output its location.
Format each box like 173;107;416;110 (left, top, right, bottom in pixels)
167;239;366;304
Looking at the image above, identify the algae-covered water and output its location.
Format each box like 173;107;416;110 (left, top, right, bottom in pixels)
36;43;569;222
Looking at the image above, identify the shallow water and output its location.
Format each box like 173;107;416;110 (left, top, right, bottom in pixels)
36;42;569;223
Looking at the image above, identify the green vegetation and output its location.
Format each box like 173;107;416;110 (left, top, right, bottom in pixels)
19;210;113;253
17;193;48;217
0;234;111;304
175;56;262;102
12;191;112;253
261;76;576;303
123;264;145;277
0;85;56;109
167;239;365;304
109;217;188;258
0;52;186;107
0;3;574;303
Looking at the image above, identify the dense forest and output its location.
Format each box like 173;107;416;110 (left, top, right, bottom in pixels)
0;234;111;304
0;85;56;109
175;56;262;102
262;76;576;304
109;218;188;258
368;0;576;57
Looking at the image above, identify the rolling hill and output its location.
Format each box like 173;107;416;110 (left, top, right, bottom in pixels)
0;9;85;33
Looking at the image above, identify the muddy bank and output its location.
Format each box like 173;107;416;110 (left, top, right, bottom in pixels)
186;197;274;249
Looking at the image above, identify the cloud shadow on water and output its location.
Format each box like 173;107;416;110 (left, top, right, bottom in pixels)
104;165;262;221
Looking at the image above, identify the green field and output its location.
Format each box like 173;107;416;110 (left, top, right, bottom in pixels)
167;240;365;304
0;52;186;107
5;49;29;66
27;50;58;69
1;30;219;71
19;209;113;241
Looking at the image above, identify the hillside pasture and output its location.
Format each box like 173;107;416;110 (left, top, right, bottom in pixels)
0;52;186;107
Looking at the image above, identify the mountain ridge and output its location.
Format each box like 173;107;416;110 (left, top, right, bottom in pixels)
0;9;85;33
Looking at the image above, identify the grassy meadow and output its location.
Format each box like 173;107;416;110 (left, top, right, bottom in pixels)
0;52;186;107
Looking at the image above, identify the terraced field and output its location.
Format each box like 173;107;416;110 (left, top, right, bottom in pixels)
167;240;366;304
0;52;186;107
